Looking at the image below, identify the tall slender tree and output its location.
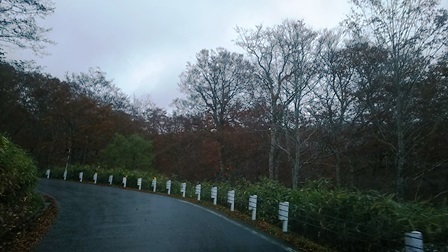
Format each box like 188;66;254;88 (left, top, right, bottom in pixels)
236;23;294;180
177;48;254;178
237;20;322;187
314;31;363;187
345;0;448;198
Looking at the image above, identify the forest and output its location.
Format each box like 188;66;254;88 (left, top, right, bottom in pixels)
1;0;447;203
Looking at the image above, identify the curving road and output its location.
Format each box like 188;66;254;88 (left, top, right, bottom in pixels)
36;179;295;252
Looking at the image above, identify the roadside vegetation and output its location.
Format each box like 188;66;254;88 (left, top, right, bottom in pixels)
44;165;448;251
0;134;44;248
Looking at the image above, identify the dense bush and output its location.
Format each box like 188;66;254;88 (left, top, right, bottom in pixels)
0;134;42;238
99;134;154;172
239;178;448;250
175;177;448;250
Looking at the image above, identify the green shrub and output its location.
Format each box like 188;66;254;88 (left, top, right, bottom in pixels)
285;180;448;250
0;135;37;199
0;134;42;238
99;134;154;172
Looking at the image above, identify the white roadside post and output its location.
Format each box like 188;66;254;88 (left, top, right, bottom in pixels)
63;169;67;180
180;183;186;197
46;169;50;178
195;184;201;201
211;187;218;205
248;195;257;221
278;202;289;232
152;177;157;192
93;173;98;184
166;180;172;194
79;172;83;182
137;178;142;190
405;231;423;252
122;176;127;188
108;175;113;185
227;190;235;211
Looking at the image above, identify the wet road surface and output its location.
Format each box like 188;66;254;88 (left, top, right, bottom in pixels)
36;179;295;252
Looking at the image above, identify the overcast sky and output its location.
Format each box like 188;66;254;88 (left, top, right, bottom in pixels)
8;0;353;110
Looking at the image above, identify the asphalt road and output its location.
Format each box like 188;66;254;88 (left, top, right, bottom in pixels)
36;179;295;252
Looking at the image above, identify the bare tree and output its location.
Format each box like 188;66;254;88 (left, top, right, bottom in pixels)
345;0;448;198
0;0;55;55
236;20;322;187
236;22;293;180
129;94;169;134
177;48;254;178
281;20;322;189
65;67;130;112
313;30;361;186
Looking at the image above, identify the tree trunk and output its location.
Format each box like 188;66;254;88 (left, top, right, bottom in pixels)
348;158;354;188
396;91;406;199
268;125;277;179
292;142;300;190
291;120;301;190
335;151;341;187
218;133;225;180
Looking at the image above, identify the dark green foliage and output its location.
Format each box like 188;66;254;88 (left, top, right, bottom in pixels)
0;134;42;238
99;133;154;172
251;179;448;250
200;177;448;250
0;135;37;197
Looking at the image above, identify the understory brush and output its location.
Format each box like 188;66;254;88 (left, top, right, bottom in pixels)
1;134;43;245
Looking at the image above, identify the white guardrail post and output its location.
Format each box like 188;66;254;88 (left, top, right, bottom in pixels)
227;190;235;211
166;180;172;194
108;175;113;185
405;231;423;252
63;169;67;180
137;178;142;190
180;183;186;197
195;184;201;201
211;187;218;205
46;169;50;179
152;177;157;192
278;201;289;232
93;172;98;184
122;176;127;188
248;195;257;221
79;172;83;182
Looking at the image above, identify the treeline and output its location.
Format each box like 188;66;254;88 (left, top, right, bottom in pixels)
0;61;266;182
1;0;447;201
173;0;448;200
0;64;143;167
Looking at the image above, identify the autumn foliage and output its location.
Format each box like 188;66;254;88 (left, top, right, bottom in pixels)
1;0;448;203
1;52;448;202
